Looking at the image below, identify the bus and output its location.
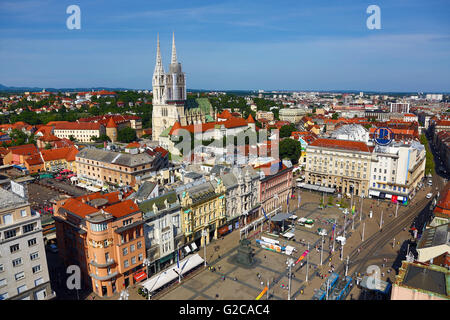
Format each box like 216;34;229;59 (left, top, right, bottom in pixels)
329;276;352;300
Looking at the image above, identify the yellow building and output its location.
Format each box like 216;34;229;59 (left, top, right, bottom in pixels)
40;146;78;173
179;180;226;247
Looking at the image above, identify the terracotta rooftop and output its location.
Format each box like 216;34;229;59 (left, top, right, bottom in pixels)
309;138;370;152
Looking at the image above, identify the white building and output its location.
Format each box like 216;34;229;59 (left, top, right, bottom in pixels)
368;141;426;202
0;185;54;300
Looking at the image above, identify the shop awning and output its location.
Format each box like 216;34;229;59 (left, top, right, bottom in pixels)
134;270;147;282
141;254;204;294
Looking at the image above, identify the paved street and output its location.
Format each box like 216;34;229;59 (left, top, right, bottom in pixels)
114;171;445;301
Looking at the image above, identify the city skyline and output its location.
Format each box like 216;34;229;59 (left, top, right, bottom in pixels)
0;0;449;92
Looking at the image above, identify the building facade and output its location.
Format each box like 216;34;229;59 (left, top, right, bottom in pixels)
52;122;105;143
369;141;425;202
221;166;260;228
0;187;54;300
139;191;184;275
305;139;372;196
53;191;145;298
178;180;226;248
75;147;166;188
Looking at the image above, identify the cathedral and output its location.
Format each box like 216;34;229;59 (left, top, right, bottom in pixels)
152;33;214;141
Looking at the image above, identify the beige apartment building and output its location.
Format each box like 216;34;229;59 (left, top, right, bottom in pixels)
75;147;166;188
305;138;372;197
0;185;54;300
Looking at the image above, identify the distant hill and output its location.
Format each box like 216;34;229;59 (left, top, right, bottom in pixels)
0;84;134;92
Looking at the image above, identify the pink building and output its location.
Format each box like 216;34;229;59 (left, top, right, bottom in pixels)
256;161;294;218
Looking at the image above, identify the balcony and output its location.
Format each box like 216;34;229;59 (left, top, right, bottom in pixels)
89;271;118;281
89;258;115;268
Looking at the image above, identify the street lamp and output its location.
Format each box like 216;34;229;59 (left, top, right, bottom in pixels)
142;258;151;275
286;258;295;300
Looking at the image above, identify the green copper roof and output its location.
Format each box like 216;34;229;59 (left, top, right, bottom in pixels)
160;126;172;138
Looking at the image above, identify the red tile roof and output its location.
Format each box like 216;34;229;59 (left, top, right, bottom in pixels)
309;138;370;152
24;153;44;166
106;117;117;128
53;122;102;130
40;146;78;162
104;200;140;218
7;144;38;156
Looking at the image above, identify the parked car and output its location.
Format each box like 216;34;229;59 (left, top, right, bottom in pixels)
426;193;433;199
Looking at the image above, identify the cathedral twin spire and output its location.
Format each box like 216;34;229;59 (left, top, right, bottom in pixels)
154;32;178;75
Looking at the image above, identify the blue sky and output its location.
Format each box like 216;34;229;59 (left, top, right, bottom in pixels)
0;0;449;92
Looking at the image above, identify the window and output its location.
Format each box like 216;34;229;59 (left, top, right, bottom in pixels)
35;288;47;300
30;252;39;261
15;272;25;281
138;253;143;261
28;238;37;246
34;277;44;286
0;292;8;300
32;265;41;274
10;244;20;253
131;256;136;265
4;229;16;239
90;222;107;232
23;223;34;233
17;285;27;294
20;210;27;217
124;260;129;268
123;247;128;256
130;244;135;253
3;214;13;225
12;258;22;267
123;219;132;226
137;241;142;249
0;264;3;273
0;279;6;287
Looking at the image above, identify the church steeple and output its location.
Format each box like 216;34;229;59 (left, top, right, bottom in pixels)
171;32;177;64
154;33;164;75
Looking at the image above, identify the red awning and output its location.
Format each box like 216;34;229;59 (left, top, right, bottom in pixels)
134;271;147;282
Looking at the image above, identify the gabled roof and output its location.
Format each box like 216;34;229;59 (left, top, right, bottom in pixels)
7;144;38;156
40;146;78;162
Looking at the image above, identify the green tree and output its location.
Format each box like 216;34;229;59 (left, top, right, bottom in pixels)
45;143;52;150
279;138;302;165
117;127;137;143
332;113;339;120
280;124;297;138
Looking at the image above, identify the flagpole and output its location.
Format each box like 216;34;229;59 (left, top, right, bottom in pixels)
360;196;363;222
395;201;398;218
